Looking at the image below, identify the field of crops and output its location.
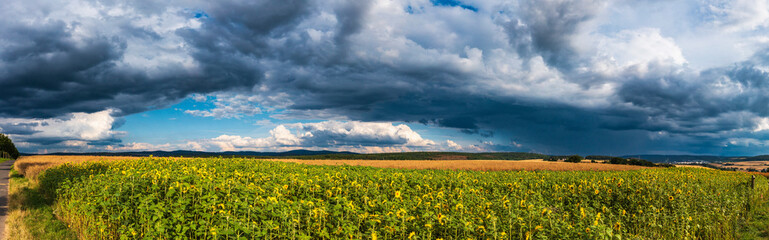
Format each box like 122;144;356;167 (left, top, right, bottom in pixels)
35;157;766;239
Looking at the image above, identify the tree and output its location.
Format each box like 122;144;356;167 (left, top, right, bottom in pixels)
609;157;628;165
0;133;19;159
565;155;583;163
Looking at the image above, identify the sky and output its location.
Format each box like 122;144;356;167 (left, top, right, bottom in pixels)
1;0;769;156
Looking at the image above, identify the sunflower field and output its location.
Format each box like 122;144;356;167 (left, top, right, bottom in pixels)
36;157;767;239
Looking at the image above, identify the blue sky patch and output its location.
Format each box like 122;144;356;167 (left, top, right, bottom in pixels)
430;0;478;12
193;10;209;19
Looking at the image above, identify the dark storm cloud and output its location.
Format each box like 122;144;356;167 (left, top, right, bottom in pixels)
0;21;125;117
505;0;604;70
0;0;312;118
0;122;42;135
615;63;769;134
3;0;769;154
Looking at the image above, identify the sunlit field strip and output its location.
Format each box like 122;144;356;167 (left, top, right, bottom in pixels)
16;156;648;178
33;157;765;239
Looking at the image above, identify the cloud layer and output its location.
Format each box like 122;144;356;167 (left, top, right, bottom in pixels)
0;109;124;152
2;0;769;155
105;121;442;154
203;121;435;152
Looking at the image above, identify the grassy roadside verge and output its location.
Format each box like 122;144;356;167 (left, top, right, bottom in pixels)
738;175;769;239
5;166;76;239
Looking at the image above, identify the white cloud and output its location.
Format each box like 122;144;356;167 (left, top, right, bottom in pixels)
204;125;301;151
0;109;123;144
446;140;463;150
253;119;275;126
467;144;486;152
191;94;208;102
199;121;436;152
105;142;173;151
290;121;436;147
184;94;262;119
103;141;207;152
591;28;687;77
726;137;769;147
753;117;769;132
704;0;769;31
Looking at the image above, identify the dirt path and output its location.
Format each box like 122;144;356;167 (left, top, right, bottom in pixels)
0;160;14;240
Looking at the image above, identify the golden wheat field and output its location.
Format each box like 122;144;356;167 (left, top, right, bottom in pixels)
710;161;769;171
14;155;142;180
15;155;650;177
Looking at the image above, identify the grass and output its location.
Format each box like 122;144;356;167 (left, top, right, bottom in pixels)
738;175;769;239
5;167;77;239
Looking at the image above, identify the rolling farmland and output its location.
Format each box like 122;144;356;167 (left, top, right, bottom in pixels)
13;155;650;175
12;156;768;239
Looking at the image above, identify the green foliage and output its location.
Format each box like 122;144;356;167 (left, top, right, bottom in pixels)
625;158;656;167
0;133;20;159
745;155;769;161
737;175;769;239
544;156;559;161
585;155;616;161
609;157;628;165
565;155;583;163
607;157;674;168
36;157;765;239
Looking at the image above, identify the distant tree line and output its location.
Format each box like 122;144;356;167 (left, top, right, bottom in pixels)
546;155;673;168
607;157;675;167
545;155;584;163
745;155;769;161
584;155;614;160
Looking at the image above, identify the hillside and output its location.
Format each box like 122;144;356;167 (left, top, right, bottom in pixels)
620;155;747;163
22;150;356;158
23;151;546;161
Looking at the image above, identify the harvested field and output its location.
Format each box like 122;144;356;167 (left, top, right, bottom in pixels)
710;161;769;172
675;164;712;169
15;156;650;180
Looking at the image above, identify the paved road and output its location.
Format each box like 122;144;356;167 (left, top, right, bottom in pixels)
0;160;14;240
